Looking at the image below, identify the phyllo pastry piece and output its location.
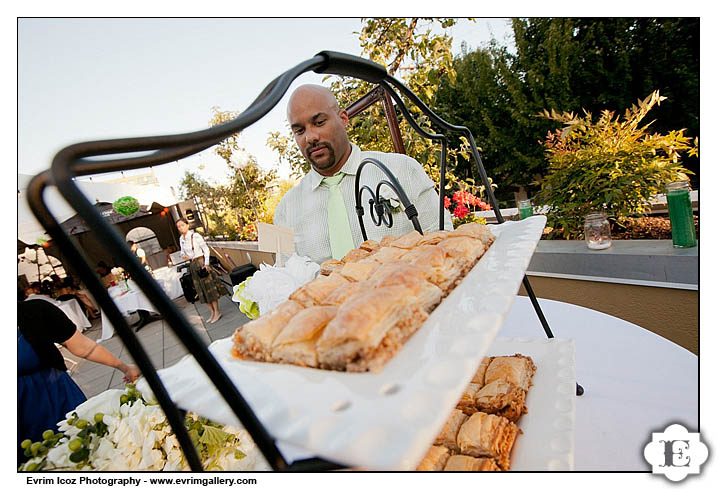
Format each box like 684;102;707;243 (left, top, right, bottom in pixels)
359;239;381;253
406;246;463;292
390;230;424;249
456;383;482;415
319;259;344;276
456;412;519;471
316;285;426;372
366;246;407;263
231;300;304;362
438;236;487;273
339;261;380;283
289;272;349;307
448;222;496;247
474;380;527;422
416;445;451;471
416;229;450;246
443;455;500;472
434;409;468;452
270;306;338;368
342;248;371;263
471;356;493;386
484;354;536;392
372;263;443;313
379;235;398;247
321;281;370;306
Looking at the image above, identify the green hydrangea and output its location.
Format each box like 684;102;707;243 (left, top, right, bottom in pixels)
112;196;140;216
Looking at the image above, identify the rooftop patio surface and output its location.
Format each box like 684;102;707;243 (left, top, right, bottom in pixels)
60;286;249;399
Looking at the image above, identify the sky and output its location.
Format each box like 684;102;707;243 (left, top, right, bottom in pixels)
18;18;514;193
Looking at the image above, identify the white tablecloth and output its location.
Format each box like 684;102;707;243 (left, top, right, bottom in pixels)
499;296;698;471
99;281;158;341
152;266;185;299
56;298;91;332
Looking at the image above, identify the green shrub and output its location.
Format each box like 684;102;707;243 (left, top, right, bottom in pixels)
535;91;698;239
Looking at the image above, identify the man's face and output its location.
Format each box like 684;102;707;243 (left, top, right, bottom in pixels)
288;89;351;176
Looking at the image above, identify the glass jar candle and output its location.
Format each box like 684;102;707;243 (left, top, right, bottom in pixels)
666;181;697;248
518;199;533;220
584;212;612;250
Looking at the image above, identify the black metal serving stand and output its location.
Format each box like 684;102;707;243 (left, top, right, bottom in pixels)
27;50;580;472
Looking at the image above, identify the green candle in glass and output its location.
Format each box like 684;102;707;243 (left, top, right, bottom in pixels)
518;199;533;220
666;181;696;248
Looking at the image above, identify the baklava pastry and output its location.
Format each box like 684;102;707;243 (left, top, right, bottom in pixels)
339;261;380;283
379;235;398;247
319;259;344;276
438;236;487;273
366;246;407;263
342;248;371;263
316;285;425;372
406;246;463;292
456;412;519;470
359;239;381;253
474;380;527;422
289;272;349;307
321;281;369;306
471;356;492;386
416;229;450;246
372;263;442;313
231;300;303;362
434;409;468;452
390;230;423;249
448;222;496;247
270;306;338;367
484;354;536;392
416;445;451;471
443;455;500;472
456;383;481;415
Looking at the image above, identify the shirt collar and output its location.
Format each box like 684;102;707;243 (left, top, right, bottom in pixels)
308;143;361;191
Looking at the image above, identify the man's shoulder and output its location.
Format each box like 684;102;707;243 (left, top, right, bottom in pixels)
278;174;312;203
359;148;417;168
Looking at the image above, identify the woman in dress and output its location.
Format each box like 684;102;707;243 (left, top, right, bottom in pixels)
17;299;140;464
176;219;226;323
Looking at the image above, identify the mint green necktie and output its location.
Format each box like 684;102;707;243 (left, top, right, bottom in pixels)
321;172;354;260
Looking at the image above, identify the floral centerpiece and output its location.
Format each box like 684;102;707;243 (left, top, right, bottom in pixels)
18;385;269;471
444;190;491;227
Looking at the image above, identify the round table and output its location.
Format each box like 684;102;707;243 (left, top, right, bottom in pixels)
56;298;91;332
500;296;698;471
152;266;185;300
99;281;158;341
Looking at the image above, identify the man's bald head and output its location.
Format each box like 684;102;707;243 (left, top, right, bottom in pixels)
287;84;351;176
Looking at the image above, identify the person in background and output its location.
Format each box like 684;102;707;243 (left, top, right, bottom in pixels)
17;299;140;465
24;282;56;304
128;240;151;272
274;84;451;264
96;261;117;289
56;276;100;319
177;218;226;324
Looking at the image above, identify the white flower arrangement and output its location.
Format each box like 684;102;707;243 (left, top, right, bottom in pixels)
19;385;269;472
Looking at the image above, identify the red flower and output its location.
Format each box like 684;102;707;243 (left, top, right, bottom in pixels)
444;196;452;209
453;204;470;219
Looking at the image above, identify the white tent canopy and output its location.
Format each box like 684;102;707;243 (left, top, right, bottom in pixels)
17;173;178;245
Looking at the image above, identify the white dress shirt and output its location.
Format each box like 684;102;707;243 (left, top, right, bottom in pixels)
274;143;452;263
179;231;210;265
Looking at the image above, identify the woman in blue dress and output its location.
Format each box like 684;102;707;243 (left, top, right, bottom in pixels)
17;299;140;465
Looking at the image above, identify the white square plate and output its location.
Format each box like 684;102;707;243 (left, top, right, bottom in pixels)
137;216;547;469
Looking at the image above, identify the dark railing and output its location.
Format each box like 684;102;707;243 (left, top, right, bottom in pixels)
27;50;580;473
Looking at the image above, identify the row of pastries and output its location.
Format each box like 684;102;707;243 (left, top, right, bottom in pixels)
231;222;496;372
417;354;537;471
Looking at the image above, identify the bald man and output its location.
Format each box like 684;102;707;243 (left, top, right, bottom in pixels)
274;84;451;264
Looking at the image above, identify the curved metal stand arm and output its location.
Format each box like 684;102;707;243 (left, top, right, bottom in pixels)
354;157;423;241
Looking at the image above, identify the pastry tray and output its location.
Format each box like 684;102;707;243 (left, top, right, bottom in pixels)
136;216;547;470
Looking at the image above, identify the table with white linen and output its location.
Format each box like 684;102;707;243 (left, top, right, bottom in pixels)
497;296;698;471
99;281;158;341
152;266;185;299
270;296;697;470
56;298;91;332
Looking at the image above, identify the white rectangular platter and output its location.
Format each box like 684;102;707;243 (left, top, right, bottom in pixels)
137;216;547;470
486;338;576;471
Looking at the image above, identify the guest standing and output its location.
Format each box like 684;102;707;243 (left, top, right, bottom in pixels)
176;219;226;323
